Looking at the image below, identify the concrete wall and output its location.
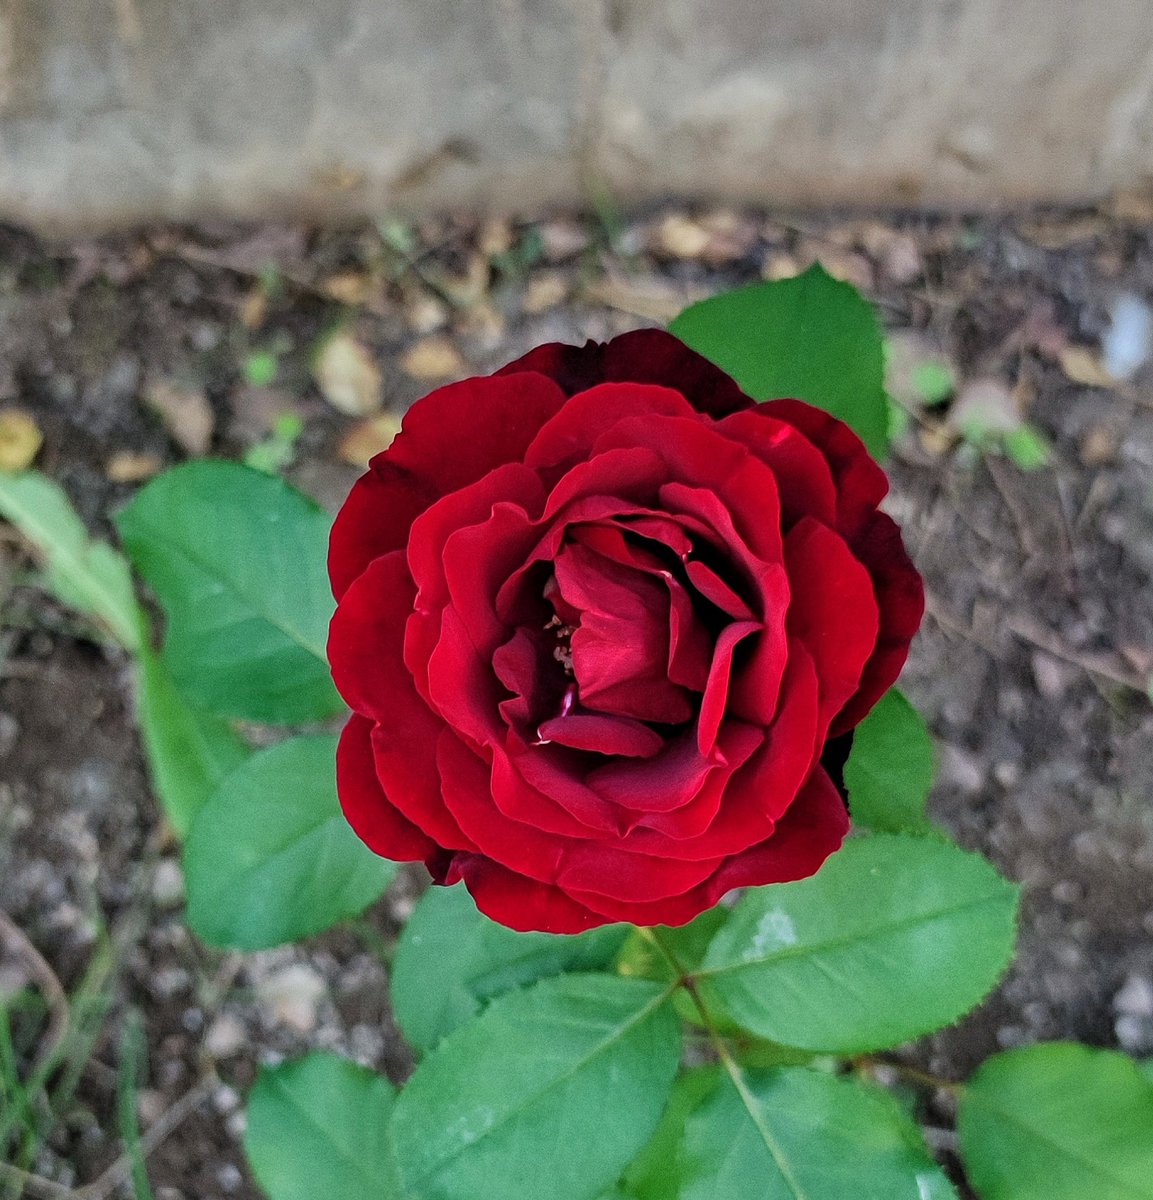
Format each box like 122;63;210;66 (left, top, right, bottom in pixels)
1;0;1152;230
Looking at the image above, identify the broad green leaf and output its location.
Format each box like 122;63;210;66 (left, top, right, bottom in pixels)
670;264;888;459
620;1066;722;1200
0;470;145;651
115;460;342;723
391;882;628;1053
184;735;394;950
696;834;1019;1053
958;1042;1153;1200
135;648;249;837
245;1053;399;1200
1141;1058;1153;1086
679;1066;958;1200
844;689;935;834
391;974;680;1200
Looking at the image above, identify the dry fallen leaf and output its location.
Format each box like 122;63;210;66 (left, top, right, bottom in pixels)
655;214;712;260
105;451;163;483
0;410;43;472
338;412;404;467
145;381;214;456
1058;346;1117;389
321;271;372;307
314;333;383;416
523;272;569;315
400;335;467;382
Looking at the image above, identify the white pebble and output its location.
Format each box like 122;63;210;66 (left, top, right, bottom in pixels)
1102;293;1153;381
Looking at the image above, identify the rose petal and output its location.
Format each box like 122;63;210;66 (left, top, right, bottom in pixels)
760;398;887;539
445;855;607;933
336;714;439;861
831;510;924;734
329;371;565;600
498;329;753;418
536;712;665;758
783;517;879;729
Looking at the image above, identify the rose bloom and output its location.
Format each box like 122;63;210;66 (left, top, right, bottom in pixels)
328;331;923;933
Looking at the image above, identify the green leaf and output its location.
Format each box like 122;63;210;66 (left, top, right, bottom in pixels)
1001;424;1051;471
135;648;249;838
245;1053;399;1200
695;834;1019;1053
115;460;342;723
679;1066;958;1200
670;264;888;459
620;1066;722;1200
844;689;936;834
391;882;628;1053
0;470;145;651
390;974;680;1200
958;1042;1153;1200
1140;1058;1153;1086
183;735;394;950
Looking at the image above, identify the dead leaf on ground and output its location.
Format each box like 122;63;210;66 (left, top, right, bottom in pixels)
338;412;404;467
585;275;706;323
314;333;383;416
0;410;43;472
321;271;373;307
523;272;569;315
400;335;467;382
948;377;1021;435
1058;346;1117;389
145;381;214;456
105;451;163;483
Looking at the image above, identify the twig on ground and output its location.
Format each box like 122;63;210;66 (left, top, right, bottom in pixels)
0;910;69;1076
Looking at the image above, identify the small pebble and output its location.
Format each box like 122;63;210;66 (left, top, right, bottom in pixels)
204;1014;247;1060
256;963;326;1032
1114;973;1153;1017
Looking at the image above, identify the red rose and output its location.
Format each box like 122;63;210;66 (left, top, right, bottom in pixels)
327;331;923;933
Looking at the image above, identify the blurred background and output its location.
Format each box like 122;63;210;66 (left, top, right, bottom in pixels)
2;2;1153;1197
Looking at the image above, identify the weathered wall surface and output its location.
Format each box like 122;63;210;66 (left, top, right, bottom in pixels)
1;0;1152;230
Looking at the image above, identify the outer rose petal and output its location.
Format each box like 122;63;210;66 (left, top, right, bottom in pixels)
336;714;438;861
831;510;925;734
566;768;849;926
498;328;753;417
443;855;605;934
760;398;888;539
328;371;565;599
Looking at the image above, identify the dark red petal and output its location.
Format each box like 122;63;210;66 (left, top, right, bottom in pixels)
329;371;564;601
760;398;888;539
336;714;437;861
498;329;753;418
389;370;566;498
596;415;784;564
536;713;665;758
328;461;432;601
715;408;839;529
524;382;697;471
568;767;848;926
557;841;724;904
446;855;608;933
370;720;478;855
328;550;419;723
831;511;925;734
697;620;761;754
703;766;850;893
437;734;567;883
783;517;879;730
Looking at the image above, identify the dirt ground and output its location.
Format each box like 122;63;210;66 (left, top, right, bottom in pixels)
1;204;1152;1197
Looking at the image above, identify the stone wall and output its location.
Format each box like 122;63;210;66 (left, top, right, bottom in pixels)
1;0;1152;230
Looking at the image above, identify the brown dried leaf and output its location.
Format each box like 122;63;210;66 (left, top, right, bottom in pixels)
1058;346;1117;389
145;381;214;456
338;412;405;467
0;410;43;472
314;333;383;416
399;335;467;382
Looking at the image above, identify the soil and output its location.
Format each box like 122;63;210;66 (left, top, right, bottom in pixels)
1;205;1152;1197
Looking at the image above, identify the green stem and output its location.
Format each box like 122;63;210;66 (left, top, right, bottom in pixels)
853;1055;961;1095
